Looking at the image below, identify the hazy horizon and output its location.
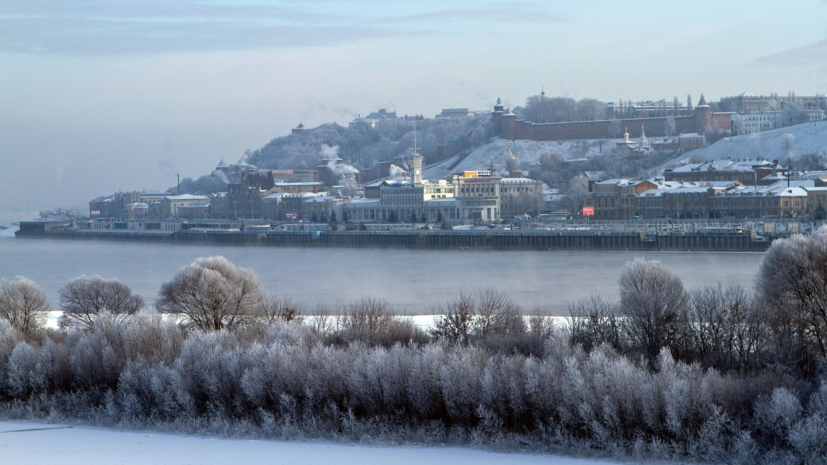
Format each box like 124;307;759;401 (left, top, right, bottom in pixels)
2;0;826;213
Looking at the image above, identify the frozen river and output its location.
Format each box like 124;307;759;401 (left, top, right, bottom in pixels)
0;225;764;315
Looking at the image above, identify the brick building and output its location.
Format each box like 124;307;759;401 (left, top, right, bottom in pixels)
664;160;785;185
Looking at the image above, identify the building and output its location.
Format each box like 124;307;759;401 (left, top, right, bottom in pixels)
450;170;501;222
732;110;825;135
177;203;210;219
273;181;326;194
291;123;307;135
719;94;827;113
209;184;263;220
585;179;659;219
161;194;210;218
500;177;544;200
590;178;811;219
437;108;475;119
664;159;785;185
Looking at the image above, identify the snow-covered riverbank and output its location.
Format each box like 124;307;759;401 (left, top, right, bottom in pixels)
0;421;620;465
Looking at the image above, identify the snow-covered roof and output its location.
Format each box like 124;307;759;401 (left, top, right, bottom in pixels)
671;159;776;173
597;178;633;186
500;177;537;184
780;187;808;197
274;182;325;187
304;195;335;203
216;159;228;168
166;194;209;201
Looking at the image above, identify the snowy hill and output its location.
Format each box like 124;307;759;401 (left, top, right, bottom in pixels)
424;137;623;179
674;121;827;165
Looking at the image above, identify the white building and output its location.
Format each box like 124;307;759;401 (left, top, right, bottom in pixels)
732;110;825;135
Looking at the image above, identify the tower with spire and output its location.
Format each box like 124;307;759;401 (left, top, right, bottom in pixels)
639;124;649;149
410;120;423;186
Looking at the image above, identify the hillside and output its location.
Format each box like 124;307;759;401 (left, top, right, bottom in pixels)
424;137;624;179
249;117;490;171
672;121;827;165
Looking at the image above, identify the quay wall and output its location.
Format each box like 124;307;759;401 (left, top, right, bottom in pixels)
17;229;771;252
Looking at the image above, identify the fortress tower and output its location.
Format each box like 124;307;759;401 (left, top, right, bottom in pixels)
694;94;712;135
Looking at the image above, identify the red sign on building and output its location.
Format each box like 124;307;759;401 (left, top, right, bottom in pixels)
582;207;594;216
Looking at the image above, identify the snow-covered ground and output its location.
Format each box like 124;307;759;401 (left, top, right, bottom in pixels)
0;421;619;465
424;138;622;179
670;121;827;166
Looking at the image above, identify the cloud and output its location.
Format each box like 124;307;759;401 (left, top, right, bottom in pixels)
0;1;403;55
752;40;827;67
375;2;563;24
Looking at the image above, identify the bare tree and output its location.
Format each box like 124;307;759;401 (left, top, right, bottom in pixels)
683;284;769;371
564;174;589;214
567;294;622;352
0;277;49;336
432;291;476;344
58;275;143;329
575;98;606;121
474;288;524;337
256;295;304;325
618;258;688;365
157;256;264;331
501;190;544;216
337;297;395;341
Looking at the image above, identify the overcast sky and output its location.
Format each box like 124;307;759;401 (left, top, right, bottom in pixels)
1;0;826;213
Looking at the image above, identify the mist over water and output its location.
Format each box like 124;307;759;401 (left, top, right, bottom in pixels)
0;233;763;315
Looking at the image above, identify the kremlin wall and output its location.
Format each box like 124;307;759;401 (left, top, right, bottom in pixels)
490;95;732;141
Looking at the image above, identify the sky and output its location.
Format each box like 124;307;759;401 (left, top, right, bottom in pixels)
1;0;826;213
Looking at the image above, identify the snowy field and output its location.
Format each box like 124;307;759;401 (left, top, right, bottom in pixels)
669;120;827;167
0;421;621;465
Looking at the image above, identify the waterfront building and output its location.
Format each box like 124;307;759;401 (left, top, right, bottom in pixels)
664;159;784;185
162;194;210;218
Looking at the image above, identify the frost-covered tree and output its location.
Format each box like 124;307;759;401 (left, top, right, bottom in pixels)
59;275;144;329
663;116;676;137
758;228;827;372
618;258;687;365
157;256;264;331
0;277;49;336
780;102;808;127
783;133;795;161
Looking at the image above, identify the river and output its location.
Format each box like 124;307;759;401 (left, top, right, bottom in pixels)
0;221;765;315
